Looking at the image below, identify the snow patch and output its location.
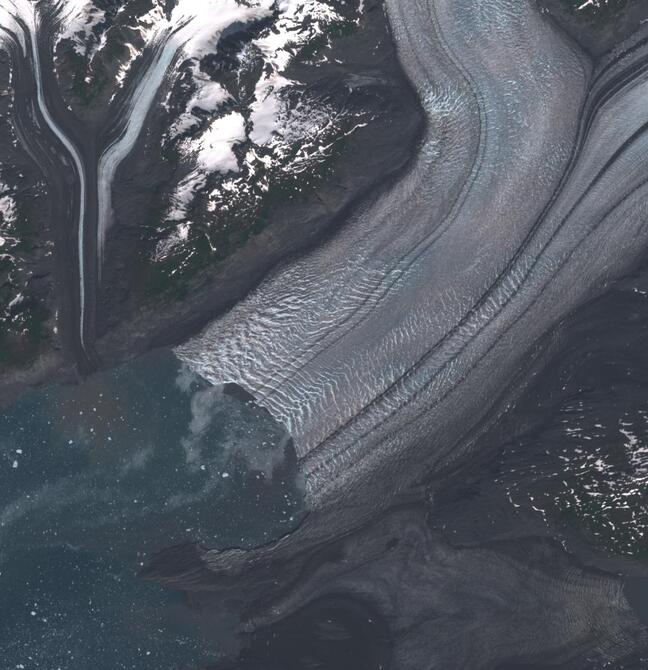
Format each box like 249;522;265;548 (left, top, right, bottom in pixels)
98;0;274;264
0;182;17;226
247;1;344;146
163;0;352;228
195;112;247;173
249;72;292;145
170;70;232;139
55;0;106;56
152;222;192;262
170;0;273;60
254;0;343;71
165;112;246;223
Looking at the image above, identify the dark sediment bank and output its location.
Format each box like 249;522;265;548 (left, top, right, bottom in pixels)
143;500;648;669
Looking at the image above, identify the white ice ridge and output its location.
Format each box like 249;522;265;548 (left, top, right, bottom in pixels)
176;0;648;511
577;0;608;10
96;0;274;272
0;0;89;354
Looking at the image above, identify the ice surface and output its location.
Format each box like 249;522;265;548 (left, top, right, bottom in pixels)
0;0;36;53
0;180;17;227
177;0;648;511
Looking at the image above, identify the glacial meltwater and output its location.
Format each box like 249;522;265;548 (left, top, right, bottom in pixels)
0;350;304;670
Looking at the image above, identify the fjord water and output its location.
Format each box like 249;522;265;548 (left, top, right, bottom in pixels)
0;351;303;669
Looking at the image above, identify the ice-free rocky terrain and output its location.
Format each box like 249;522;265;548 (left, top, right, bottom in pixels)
5;0;648;669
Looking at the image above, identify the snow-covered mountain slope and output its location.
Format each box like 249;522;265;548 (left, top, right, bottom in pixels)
92;0;422;357
0;0;422;380
53;0;371;270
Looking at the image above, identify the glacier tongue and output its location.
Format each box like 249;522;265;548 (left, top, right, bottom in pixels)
176;0;595;506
